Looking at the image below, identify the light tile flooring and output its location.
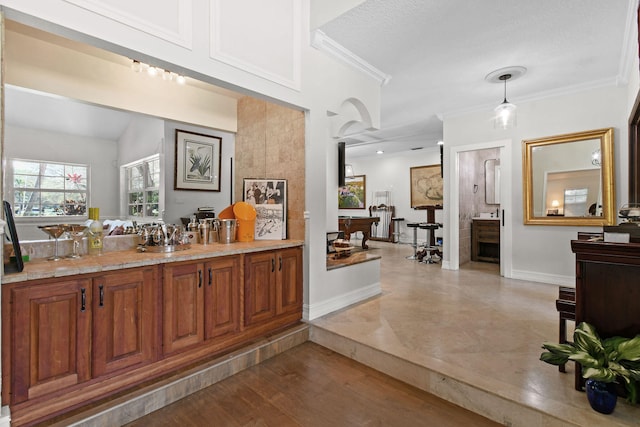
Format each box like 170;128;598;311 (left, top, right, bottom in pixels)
311;241;638;426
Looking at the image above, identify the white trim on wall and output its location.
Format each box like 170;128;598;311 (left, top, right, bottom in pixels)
64;0;193;48
447;139;512;278
209;0;302;90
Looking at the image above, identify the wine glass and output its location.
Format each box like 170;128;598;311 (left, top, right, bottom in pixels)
38;225;67;261
65;225;88;258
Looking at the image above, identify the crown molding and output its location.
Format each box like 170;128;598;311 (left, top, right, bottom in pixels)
311;30;391;86
442;77;620;120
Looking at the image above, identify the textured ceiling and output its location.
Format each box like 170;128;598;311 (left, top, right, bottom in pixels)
319;0;633;157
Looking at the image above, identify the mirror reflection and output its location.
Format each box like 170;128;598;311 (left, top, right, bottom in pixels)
522;128;616;226
484;159;500;205
3;19;241;241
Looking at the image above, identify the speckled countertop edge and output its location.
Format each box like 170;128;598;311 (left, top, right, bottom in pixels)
2;240;304;284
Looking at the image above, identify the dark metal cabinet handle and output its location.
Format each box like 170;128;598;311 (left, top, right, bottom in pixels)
208;267;213;286
99;284;104;307
279;256;282;271
81;288;86;312
198;270;202;288
271;258;275;272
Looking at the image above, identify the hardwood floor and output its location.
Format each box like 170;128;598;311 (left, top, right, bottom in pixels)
125;342;499;426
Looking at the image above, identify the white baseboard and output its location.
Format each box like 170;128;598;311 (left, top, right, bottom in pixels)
510;269;574;286
0;405;10;427
303;283;381;321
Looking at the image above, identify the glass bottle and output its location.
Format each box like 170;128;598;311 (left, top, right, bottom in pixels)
88;207;104;255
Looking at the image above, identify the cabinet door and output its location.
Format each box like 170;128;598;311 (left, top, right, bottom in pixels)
163;262;204;354
204;256;240;339
244;251;277;326
10;279;91;403
93;267;157;377
276;247;303;315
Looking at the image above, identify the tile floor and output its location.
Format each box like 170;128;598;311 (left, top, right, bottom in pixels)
310;241;638;426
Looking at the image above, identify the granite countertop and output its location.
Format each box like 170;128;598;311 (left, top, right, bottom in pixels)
326;250;381;270
2;239;304;284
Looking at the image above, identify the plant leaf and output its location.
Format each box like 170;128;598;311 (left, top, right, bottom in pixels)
569;351;602;369
617;336;640;361
624;381;638;405
573;323;604;357
540;351;570;366
582;367;616;383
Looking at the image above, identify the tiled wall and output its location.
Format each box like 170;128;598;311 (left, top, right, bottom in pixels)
458;148;499;264
235;97;305;240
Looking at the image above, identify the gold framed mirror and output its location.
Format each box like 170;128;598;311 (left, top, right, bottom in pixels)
522;128;616;226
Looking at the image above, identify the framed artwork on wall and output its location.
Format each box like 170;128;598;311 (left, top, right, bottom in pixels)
243;178;287;239
339;175;366;209
410;165;443;208
174;129;222;191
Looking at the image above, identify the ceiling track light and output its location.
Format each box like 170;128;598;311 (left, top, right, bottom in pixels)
131;59;186;85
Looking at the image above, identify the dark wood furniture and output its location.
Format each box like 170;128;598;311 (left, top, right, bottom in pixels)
555;286;576;373
338;216;380;249
2;247;302;427
570;239;640;391
471;219;500;263
414;205;443;257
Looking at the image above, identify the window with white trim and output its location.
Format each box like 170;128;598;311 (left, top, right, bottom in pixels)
123;154;161;219
9;159;88;217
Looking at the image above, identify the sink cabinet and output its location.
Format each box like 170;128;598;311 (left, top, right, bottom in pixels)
471;219;500;263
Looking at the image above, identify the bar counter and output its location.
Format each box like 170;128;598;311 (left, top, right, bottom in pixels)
2;239;304;284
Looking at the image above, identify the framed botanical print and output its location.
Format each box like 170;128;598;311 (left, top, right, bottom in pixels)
174;130;222;191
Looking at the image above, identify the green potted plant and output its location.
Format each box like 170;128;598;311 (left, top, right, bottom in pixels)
540;322;640;414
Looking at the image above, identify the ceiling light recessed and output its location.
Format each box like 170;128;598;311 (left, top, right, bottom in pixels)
376;150;384;154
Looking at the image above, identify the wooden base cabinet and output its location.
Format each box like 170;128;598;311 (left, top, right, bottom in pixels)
2;246;301;426
6;278;92;404
244;247;302;327
93;267;157;377
162;255;241;355
2;267;157;407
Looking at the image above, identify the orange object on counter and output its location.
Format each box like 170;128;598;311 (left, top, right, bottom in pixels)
233;201;257;242
218;204;235;219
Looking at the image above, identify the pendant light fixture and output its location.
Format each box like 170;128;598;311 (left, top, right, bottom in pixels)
485;66;526;130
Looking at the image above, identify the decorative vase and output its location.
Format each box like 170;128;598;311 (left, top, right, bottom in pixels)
585;379;617;414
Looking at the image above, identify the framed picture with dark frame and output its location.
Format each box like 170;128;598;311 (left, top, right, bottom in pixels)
174;129;222;191
410;165;443;208
243;178;287;239
338;175;366;209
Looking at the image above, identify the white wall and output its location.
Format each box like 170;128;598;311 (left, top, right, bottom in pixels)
444;84;629;284
340;148;443;244
5;125;119;239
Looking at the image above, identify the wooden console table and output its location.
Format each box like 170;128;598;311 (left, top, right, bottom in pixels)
571;239;640;390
